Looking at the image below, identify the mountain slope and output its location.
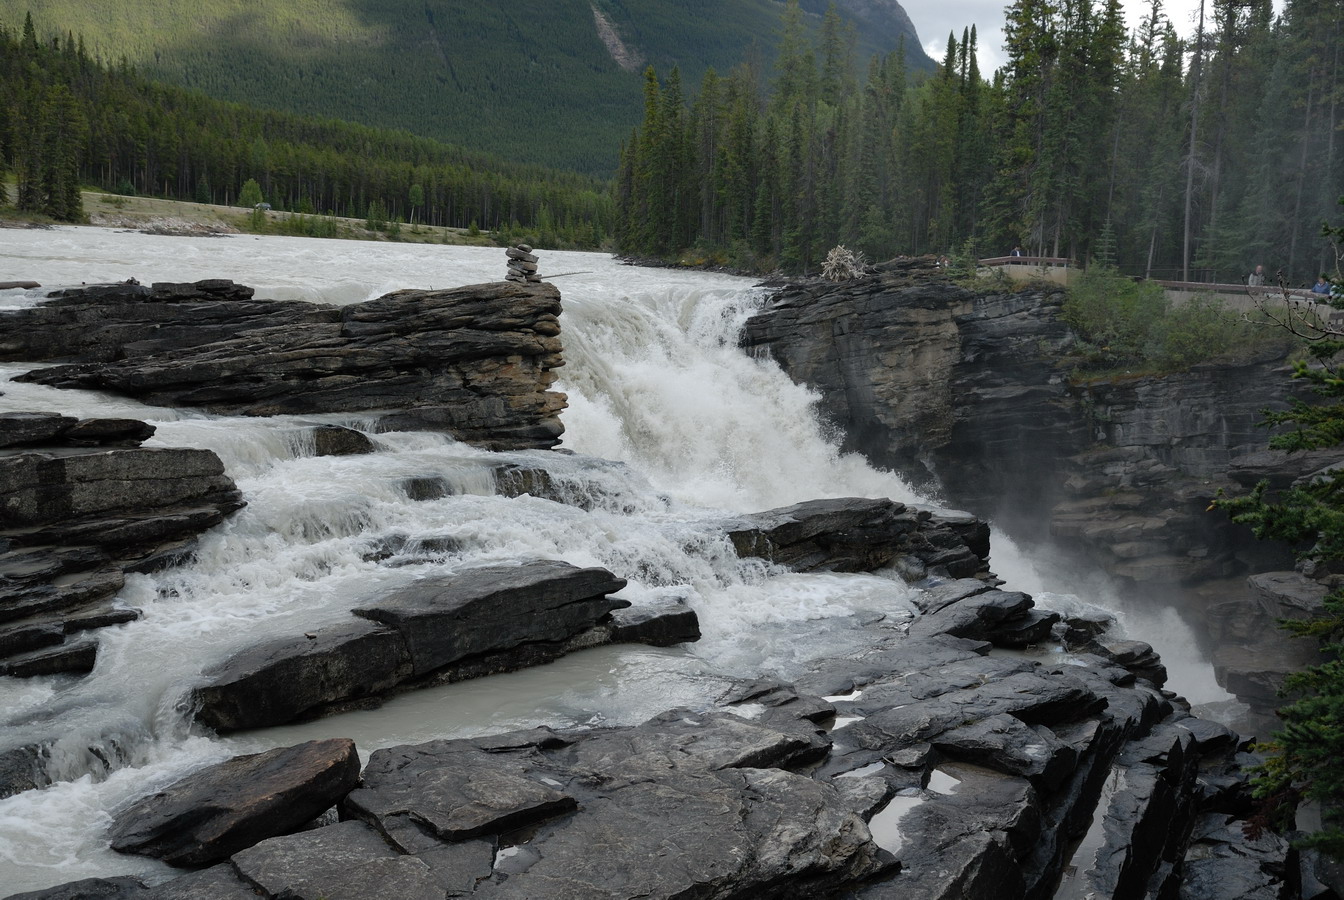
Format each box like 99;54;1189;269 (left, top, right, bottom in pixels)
6;0;931;175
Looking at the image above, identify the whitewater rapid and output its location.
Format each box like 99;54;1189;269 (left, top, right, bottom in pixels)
0;228;1228;893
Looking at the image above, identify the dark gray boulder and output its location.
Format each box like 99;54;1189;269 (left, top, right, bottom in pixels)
139;865;259;900
932;714;1076;790
351;560;628;677
4;877;148;899
310;425;378;457
0;638;98;677
0;412;78;448
725;497;990;577
191;560;635;732
108;737;361;867
190;621;413;733
606;595;701;645
230;821;451;900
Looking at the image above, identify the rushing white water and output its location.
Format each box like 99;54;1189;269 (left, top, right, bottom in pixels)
0;228;1226;893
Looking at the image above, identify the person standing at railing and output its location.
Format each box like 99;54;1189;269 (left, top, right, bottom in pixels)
1313;275;1332;295
1010;246;1023;257
1248;264;1266;286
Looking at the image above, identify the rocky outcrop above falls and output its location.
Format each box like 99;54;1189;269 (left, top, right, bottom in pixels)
0;413;243;684
724;497;990;579
4;279;568;451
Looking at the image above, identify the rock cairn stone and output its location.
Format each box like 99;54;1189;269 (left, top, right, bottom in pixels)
504;244;540;284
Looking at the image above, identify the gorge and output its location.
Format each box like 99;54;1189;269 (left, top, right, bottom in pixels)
0;230;1326;899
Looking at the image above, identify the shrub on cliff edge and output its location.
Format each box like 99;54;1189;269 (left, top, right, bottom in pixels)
1063;267;1266;373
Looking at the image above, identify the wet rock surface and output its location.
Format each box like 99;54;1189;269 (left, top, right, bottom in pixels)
0;413;243;710
7;279;569;451
107;738;361;867
191;496;994;734
725;497;990;578
740;264;1330;726
20;560;1290;900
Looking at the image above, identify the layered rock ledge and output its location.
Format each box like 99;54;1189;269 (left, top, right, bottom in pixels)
3;279;568;451
0;412;245;799
19;561;1290;900
0;413;243;680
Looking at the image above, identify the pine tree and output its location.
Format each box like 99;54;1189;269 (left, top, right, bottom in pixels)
40;84;86;221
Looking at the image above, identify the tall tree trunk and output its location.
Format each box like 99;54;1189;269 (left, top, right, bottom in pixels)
1287;78;1315;282
1183;0;1207;282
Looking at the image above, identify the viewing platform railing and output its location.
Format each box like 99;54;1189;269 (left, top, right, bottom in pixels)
978;255;1074;268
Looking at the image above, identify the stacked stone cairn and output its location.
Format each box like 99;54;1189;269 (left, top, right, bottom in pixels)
505;243;540;283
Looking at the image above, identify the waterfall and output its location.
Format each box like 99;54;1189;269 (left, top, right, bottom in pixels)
0;231;932;892
0;228;1226;893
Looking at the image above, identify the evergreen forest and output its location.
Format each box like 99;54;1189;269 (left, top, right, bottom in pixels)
615;0;1344;285
0;0;931;176
0;12;614;245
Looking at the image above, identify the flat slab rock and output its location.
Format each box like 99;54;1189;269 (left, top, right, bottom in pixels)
108;738;361;867
340;711;892;898
190;560;634;732
35;626;1277;900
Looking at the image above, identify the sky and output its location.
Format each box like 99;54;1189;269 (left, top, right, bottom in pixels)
902;0;1288;76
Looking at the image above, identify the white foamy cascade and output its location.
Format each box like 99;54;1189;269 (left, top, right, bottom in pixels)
0;231;928;892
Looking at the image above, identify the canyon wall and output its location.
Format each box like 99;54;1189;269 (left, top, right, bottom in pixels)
743;260;1335;719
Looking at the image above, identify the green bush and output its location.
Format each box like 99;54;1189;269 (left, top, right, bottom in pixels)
365;200;388;232
238;178;263;209
1063;267;1170;365
1064;267;1263;372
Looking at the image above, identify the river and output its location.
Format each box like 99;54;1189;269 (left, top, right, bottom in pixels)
0;228;1229;893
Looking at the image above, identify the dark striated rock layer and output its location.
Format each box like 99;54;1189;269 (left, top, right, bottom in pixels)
5;279;568;451
0;414;243;682
741;260;1330;719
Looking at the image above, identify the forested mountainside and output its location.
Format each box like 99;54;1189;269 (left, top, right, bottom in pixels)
3;0;932;176
0;13;613;244
616;0;1343;284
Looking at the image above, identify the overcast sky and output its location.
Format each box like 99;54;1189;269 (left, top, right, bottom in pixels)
902;0;1288;75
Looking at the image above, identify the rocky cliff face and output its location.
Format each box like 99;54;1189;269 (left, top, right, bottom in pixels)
741;260;1305;574
742;260;1332;721
3;279;568;451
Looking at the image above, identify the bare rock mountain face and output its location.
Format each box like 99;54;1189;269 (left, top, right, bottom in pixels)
3;279;568;451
